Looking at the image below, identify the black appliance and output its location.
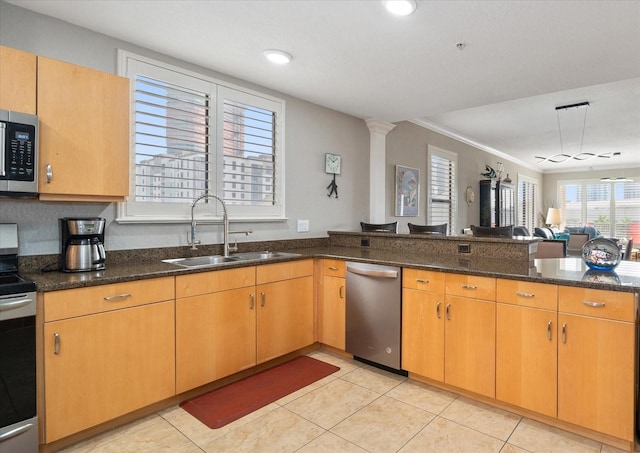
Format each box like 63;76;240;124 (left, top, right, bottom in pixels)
0;223;38;452
60;217;106;272
0;110;38;198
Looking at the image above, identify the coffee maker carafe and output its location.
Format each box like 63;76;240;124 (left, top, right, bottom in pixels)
60;218;106;272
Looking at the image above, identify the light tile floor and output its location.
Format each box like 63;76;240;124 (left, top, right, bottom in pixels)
60;350;634;453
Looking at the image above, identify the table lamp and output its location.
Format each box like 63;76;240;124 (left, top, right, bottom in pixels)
546;208;562;229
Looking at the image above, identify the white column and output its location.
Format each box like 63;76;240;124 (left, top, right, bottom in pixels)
365;118;396;223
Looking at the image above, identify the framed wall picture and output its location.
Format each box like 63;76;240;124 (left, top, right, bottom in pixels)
395;165;419;216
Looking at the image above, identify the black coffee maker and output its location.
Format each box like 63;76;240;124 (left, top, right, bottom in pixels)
60;218;106;272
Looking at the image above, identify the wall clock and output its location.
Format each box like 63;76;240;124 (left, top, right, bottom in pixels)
325;153;341;175
465;186;475;206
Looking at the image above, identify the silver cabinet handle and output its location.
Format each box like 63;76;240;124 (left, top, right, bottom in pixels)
446;303;451;320
416;278;429;284
103;293;131;301
328;266;338;271
339;285;345;299
461;284;477;290
547;320;552;341
583;300;605;308
260;292;266;307
436;301;441;319
54;332;60;354
562;323;567;344
516;291;535;298
46;163;53;183
249;293;255;309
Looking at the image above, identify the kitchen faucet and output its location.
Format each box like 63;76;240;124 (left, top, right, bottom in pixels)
189;193;252;256
189;193;230;256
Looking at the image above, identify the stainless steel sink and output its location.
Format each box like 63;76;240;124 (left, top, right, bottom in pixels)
162;255;241;268
162;251;300;269
233;251;301;261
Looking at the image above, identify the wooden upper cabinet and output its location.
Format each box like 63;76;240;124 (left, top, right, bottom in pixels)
36;56;130;201
0;46;37;113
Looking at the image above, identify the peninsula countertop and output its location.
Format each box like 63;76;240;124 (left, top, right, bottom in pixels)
22;246;640;293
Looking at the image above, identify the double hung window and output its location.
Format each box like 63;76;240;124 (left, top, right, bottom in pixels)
117;51;284;222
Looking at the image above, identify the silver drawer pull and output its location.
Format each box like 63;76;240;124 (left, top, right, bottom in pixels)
261;292;266;307
416;278;429;284
583;300;605;308
446;303;451;320
562;323;567;344
516;291;535;298
328;266;339;271
339;285;345;299
103;293;132;301
547;320;552;341
461;284;477;290
249;294;255;309
54;332;60;354
436;301;441;319
46;163;53;183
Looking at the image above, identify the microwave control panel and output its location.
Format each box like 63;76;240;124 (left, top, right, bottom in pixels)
1;121;36;181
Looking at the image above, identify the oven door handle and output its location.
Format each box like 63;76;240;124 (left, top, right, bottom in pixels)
0;422;35;442
0;121;6;177
0;295;33;312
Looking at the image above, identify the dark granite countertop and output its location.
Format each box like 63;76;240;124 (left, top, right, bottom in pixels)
22;246;640;293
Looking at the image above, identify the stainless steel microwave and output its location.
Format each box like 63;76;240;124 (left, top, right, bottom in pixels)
0;109;38;197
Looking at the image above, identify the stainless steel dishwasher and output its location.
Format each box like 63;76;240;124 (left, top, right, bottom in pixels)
345;262;402;371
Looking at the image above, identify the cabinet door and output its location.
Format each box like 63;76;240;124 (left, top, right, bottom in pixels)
257;276;313;363
176;287;256;393
558;313;635;441
444;295;495;397
43;301;175;442
37;56;129;200
401;288;444;380
0;46;37;113
320;275;345;350
496;304;557;417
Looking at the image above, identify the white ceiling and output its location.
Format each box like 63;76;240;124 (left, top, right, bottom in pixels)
9;0;640;173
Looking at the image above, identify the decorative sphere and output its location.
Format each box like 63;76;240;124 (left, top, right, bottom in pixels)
581;237;622;270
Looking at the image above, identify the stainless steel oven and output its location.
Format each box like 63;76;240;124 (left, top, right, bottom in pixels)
0;224;37;452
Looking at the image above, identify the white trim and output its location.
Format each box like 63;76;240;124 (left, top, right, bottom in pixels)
115;50;286;224
412;118;536;171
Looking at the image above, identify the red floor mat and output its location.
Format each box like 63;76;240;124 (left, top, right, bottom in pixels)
180;356;340;429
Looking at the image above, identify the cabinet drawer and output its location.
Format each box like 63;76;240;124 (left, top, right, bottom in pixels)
176;266;256;298
497;279;557;310
323;259;346;278
256;259;313;284
558;286;636;322
403;268;445;293
44;277;175;321
445;273;496;301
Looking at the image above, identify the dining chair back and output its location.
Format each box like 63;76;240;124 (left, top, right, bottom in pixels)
407;223;447;235
360;221;398;233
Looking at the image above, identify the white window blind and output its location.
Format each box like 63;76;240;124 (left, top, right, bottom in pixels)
428;147;457;235
117;51;285;222
517;175;539;232
558;179;640;238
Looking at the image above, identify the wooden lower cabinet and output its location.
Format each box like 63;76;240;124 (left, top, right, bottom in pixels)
496;304;557;417
43;301;175;442
496;280;558;418
402;288;444;381
257;268;314;363
402;271;495;398
319;259;346;350
175;260;314;393
176;286;256;393
557;285;637;442
444;294;496;398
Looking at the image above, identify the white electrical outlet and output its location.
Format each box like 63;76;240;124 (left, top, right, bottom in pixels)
297;219;309;232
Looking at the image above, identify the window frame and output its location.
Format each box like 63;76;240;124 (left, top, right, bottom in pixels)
517;173;540;233
427;146;458;235
116;50;286;224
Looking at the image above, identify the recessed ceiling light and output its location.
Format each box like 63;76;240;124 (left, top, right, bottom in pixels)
383;0;417;16
263;49;292;65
